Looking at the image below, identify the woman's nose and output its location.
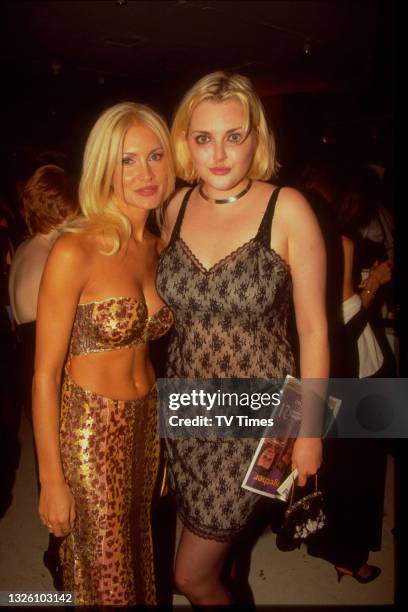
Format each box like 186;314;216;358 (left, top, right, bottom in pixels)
213;141;227;162
138;162;153;182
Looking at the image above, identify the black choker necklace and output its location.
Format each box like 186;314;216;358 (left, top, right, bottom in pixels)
199;179;253;205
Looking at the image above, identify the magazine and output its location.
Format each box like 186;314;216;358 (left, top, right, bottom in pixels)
241;376;341;501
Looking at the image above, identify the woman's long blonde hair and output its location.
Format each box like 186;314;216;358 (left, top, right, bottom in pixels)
171;71;279;184
66;102;175;254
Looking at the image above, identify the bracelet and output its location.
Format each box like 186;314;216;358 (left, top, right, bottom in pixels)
362;286;378;297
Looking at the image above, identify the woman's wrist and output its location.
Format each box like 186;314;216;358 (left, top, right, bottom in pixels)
361;282;378;297
360;284;377;308
40;474;66;487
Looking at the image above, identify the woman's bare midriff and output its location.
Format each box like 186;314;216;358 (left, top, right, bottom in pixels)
67;343;155;400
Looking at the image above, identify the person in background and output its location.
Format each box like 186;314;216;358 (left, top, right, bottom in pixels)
156;71;329;606
299;159;388;583
336;164;395;376
32;102;174;606
0;212;17;519
358;164;394;265
9;165;78;415
8;164;78;587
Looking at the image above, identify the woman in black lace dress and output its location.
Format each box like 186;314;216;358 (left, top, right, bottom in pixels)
156;72;329;606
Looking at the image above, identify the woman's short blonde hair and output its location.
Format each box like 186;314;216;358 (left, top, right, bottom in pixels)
22;165;78;235
66;101;175;254
171;71;278;184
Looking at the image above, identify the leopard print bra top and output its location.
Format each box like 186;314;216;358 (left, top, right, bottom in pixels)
156;187;295;379
69;296;173;357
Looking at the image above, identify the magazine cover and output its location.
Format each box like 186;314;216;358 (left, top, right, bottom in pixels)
242;376;342;501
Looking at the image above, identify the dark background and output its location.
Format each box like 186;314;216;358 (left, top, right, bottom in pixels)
0;0;400;364
0;0;402;372
0;0;394;179
1;0;399;368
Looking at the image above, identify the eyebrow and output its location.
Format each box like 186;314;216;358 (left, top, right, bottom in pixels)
122;146;164;155
191;127;242;135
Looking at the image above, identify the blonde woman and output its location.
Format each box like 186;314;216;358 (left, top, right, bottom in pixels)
33;102;174;606
156;72;329;605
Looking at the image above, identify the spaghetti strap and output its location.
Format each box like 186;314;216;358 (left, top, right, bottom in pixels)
155;177;296;542
169;187;195;246
257;186;281;247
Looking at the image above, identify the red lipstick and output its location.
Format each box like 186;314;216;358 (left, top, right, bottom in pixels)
136;186;158;196
210;167;231;175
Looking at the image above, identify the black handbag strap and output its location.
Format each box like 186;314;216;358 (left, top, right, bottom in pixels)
289;473;319;507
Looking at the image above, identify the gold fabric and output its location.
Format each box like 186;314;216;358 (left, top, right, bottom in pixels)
69;296;173;356
60;373;159;606
59;296;173;606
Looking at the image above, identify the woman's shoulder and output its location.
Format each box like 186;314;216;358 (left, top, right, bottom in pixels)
254;183;309;210
39;232;94;292
11;237;33;262
11;235;47;267
275;186;319;225
50;231;95;266
276;185;310;208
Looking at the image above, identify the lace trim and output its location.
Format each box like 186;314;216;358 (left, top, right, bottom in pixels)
178;237;290;275
266;245;290;272
177;509;245;543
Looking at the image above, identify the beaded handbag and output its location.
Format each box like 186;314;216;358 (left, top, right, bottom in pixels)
280;474;327;542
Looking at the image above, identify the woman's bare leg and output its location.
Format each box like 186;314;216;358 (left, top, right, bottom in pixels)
174;526;233;605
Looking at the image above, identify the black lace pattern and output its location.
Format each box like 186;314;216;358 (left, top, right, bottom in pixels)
156;187;296;540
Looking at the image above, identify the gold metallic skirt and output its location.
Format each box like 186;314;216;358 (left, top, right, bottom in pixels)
59;371;159;606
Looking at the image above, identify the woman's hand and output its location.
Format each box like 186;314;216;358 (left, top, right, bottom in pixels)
292;437;322;486
39;481;76;537
369;260;392;287
360;259;392;290
360;260;392;308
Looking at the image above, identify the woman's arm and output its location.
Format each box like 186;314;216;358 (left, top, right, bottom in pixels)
341;235;355;301
33;234;88;536
280;188;330;485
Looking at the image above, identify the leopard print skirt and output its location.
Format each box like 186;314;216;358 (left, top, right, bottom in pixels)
59;371;159;606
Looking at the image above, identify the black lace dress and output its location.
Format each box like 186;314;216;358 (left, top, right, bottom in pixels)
156;186;296;540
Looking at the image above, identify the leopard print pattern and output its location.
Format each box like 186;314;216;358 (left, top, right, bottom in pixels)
59;372;159;606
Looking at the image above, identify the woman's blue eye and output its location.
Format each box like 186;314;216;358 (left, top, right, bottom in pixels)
195;134;210;145
228;133;242;143
149;152;163;161
121;157;134;166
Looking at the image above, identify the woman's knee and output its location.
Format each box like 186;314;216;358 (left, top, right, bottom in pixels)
174;568;198;598
175;566;217;601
